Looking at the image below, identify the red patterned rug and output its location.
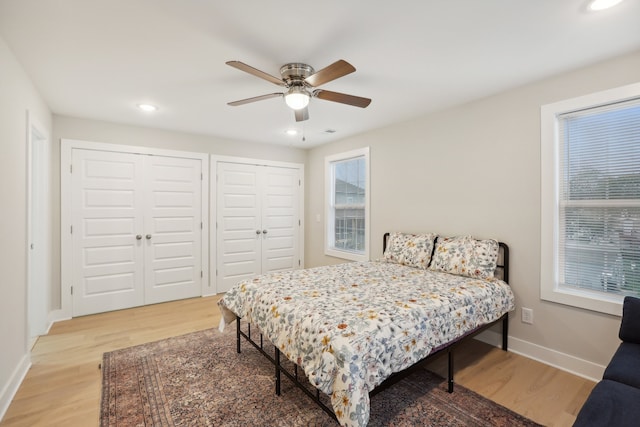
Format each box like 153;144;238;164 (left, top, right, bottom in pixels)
100;328;541;426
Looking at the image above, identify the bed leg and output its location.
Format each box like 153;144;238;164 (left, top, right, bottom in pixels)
275;347;282;396
447;350;454;393
236;316;241;354
502;314;509;351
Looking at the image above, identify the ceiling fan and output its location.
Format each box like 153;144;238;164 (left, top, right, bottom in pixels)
226;59;371;122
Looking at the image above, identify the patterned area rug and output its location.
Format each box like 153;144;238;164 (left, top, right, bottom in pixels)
101;328;541;426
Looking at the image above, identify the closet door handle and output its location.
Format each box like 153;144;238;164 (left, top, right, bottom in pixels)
255;230;262;235
136;234;142;240
262;230;268;235
146;234;152;240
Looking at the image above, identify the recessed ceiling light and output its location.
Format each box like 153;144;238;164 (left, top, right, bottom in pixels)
137;103;158;112
285;129;298;136
588;0;624;11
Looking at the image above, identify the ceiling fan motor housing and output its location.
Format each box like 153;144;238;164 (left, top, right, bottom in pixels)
280;63;315;87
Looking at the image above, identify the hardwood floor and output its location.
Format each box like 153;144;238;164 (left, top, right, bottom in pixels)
1;296;594;426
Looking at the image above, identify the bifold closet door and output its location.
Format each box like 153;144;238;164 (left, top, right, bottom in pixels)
216;162;262;293
261;166;300;273
71;149;203;316
143;155;202;305
71;149;145;316
216;162;300;293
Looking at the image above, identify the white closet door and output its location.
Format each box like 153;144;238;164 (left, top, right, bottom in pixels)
144;156;203;304
262;166;300;273
216;161;301;293
72;149;145;316
216;162;262;293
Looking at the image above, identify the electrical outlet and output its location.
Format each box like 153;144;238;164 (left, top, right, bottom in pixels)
522;307;534;324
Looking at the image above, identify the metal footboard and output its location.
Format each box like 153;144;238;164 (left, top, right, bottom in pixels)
236;316;339;422
235;312;508;420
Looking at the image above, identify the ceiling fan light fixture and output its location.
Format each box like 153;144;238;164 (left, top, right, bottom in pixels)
284;87;310;110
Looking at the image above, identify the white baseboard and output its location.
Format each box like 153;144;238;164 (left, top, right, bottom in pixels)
202;290;219;298
45;319;54;335
0;354;31;422
475;330;605;382
48;309;70;325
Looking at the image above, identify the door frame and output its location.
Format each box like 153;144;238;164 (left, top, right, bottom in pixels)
61;139;210;318
26;110;51;341
210;155;305;295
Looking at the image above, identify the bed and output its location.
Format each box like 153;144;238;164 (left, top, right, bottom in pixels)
218;232;515;426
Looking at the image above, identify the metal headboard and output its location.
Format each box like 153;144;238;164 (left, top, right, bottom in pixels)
382;232;509;283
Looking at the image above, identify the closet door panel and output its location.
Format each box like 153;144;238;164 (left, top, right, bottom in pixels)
216;162;262;293
261;166;299;273
71;149;145;316
144;155;202;304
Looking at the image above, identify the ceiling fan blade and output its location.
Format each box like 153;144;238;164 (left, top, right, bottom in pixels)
226;61;285;86
304;60;356;87
294;107;309;122
227;93;283;106
313;89;371;108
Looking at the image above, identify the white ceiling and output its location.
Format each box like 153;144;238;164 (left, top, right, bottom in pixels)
1;1;639;148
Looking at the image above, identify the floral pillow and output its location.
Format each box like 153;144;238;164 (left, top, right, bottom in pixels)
383;232;437;269
429;236;499;279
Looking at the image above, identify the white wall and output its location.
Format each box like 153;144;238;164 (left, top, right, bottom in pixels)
305;50;640;379
51;115;307;312
0;36;52;417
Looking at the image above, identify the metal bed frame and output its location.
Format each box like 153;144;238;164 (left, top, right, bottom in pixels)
234;233;510;423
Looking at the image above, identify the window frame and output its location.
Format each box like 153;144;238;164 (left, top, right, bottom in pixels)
324;147;370;262
541;82;640;315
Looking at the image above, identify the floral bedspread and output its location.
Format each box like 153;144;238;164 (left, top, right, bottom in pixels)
218;261;515;427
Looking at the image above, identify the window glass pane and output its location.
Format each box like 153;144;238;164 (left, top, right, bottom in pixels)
562;104;640;201
333;208;365;252
331;155;366;254
562;207;640;295
559;99;640;298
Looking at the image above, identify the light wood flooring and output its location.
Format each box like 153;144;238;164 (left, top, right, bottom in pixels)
1;295;595;426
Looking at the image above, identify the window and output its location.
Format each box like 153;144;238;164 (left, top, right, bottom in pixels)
325;147;370;261
541;83;640;315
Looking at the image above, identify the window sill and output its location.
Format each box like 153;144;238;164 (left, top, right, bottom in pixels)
541;284;624;316
325;247;369;263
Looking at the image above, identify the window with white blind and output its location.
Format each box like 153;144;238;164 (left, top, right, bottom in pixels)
541;83;640;315
325;147;370;262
